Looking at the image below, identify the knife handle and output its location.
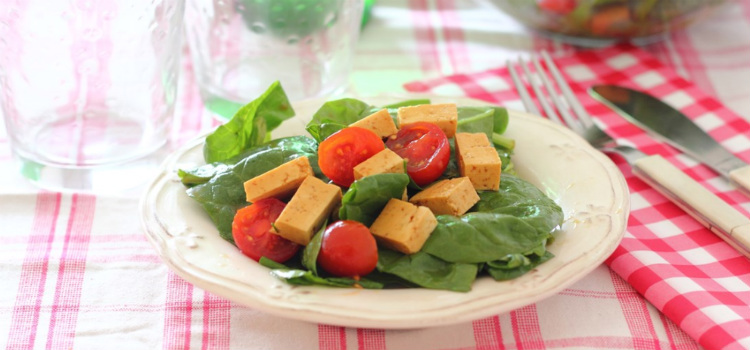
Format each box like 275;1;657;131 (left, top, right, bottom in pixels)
729;165;750;198
632;154;750;258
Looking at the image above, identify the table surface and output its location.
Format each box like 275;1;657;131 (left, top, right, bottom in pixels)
2;1;750;349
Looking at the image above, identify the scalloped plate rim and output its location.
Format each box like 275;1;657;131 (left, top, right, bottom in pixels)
140;95;629;329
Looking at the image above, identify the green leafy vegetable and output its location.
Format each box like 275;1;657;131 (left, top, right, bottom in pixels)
485;251;554;281
339;173;410;226
178;163;232;187
421;174;561;264
184;136;320;242
260;257;384;289
456;107;494;138
490;107;510;134
473;174;564;238
377;249;478;292
305;98;372;142
422;213;548;263
302;220;327;275
203;81;295;163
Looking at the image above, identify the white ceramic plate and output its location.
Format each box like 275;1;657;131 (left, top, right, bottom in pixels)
140;96;629;329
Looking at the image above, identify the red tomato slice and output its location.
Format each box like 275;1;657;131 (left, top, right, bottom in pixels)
385;122;449;187
318;126;384;187
317;220;378;278
231;198;300;263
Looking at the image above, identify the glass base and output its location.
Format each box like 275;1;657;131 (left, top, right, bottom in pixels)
15;143;171;196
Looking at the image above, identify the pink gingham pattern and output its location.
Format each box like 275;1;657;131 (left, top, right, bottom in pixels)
3;0;750;349
405;44;750;350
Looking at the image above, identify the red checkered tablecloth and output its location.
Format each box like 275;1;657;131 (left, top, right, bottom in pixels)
2;1;750;349
405;43;750;350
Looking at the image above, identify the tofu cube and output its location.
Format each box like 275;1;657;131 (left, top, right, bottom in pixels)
369;199;437;254
350;109;399;138
454;132;502;191
353;148;405;180
455;132;492;169
461;147;502;191
273;176;342;245
409;177;479;216
397;103;458;138
243;156;314;203
455;132;491;153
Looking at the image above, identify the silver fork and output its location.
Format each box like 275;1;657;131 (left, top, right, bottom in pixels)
508;51;750;258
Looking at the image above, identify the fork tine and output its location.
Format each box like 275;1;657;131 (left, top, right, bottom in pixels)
517;57;566;126
530;55;584;135
507;59;540;116
540;50;594;129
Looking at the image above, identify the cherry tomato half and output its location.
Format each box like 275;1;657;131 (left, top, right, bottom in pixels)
318;220;378;278
231;198;300;263
386;122;450;187
318;127;385;187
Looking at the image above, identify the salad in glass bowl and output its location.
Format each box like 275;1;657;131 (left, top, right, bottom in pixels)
495;0;729;46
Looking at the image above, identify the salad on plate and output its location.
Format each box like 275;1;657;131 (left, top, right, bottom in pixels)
177;82;563;292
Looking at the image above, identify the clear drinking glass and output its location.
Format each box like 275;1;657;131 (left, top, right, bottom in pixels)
184;0;365;118
0;0;186;193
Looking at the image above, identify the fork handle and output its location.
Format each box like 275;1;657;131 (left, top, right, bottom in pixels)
633;154;750;258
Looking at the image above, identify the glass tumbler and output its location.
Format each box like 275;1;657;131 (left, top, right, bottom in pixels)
0;0;186;193
184;0;365;118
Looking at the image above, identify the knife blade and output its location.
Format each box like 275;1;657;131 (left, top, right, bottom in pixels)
589;84;750;196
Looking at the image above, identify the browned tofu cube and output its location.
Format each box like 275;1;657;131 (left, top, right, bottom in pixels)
397;103;458;138
461;147;502;191
353;148;405;180
455;132;491;153
455;132;492;168
369;199;437;254
243;156;314;203
273;176;342;245
350;109;399;138
409;177;479;216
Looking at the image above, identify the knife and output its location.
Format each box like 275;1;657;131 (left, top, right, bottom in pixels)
588;85;750;196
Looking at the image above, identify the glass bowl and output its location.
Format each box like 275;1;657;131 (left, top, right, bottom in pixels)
495;0;729;46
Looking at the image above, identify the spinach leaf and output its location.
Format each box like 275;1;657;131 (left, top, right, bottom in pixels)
495;144;514;175
178;163;232;187
339;173;410;226
301;220;327;275
203;81;295;163
305;98;372;142
184;136;320;242
455;106;510;139
260;258;384;289
473;174;563;238
485;251;554;281
421;213;548;263
490;107;509;134
421;174;562;264
377;249;478;292
456;107;495;138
